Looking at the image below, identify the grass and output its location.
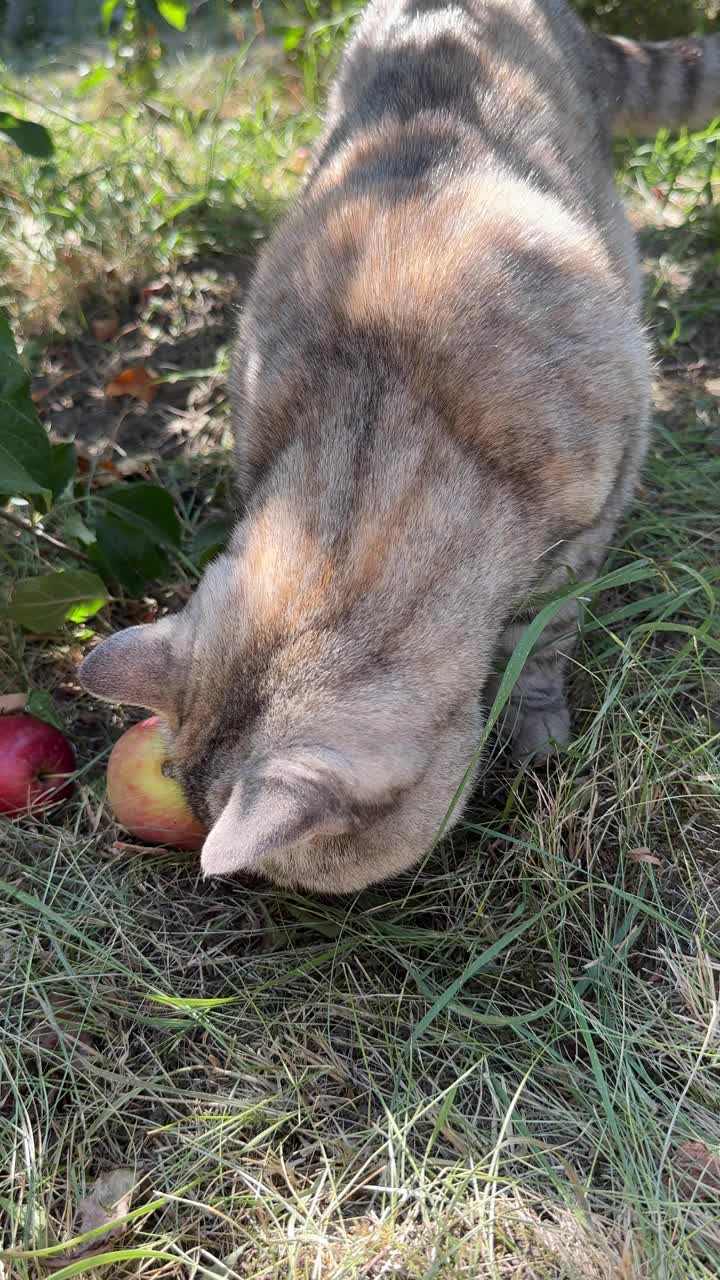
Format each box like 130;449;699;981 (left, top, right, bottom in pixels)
2;5;720;1277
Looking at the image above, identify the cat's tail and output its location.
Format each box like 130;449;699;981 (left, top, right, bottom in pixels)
595;33;720;135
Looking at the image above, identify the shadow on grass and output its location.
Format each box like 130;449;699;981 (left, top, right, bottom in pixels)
37;235;263;457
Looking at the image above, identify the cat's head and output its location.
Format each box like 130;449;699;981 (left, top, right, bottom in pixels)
79;530;484;893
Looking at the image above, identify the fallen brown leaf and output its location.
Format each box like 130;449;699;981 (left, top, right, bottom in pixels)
628;847;662;866
286;146;311;175
33;1023;97;1060
105;366;158;404
76;1169;134;1239
91;313;119;342
113;455;154;478
140;280;168;302
49;1168;135;1266
27;996;98;1062
0;693;27;714
31;370;77;404
673;1140;720;1199
74;455;151;488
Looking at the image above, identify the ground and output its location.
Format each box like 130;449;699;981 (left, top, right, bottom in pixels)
1;8;720;1279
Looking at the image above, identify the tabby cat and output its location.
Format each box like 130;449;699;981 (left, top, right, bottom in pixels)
80;0;720;891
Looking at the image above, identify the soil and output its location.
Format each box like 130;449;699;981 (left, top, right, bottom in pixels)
32;254;253;457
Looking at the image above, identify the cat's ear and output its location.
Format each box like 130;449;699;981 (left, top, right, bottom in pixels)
200;774;353;879
79;619;181;711
200;740;424;879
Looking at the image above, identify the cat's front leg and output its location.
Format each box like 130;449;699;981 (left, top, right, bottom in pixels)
489;598;577;760
487;519;622;760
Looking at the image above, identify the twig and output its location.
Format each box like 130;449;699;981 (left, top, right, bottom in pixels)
0;506;96;567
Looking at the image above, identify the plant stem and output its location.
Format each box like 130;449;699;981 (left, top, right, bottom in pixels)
0;506;96;567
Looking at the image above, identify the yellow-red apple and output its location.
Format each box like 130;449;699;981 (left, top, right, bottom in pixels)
107;716;206;850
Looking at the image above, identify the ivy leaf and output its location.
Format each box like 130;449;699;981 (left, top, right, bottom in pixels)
0;113;53;158
0;310;54;503
155;0;188;30
6;570;109;634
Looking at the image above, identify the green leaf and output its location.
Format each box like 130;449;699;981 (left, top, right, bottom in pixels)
159;191;206;223
98;483;181;547
191;517;230;567
0;312;54;503
284;27;305;51
75;64;110;97
6;570;109;634
91;483;180;592
0;311;30;397
92;517;169;594
63;511;96;547
0;113;53;159
100;0;121;33
25;690;65;731
155;0;188;30
47;442;76;500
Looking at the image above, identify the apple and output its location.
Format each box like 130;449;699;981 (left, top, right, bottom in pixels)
0;715;75;815
107;716;206;850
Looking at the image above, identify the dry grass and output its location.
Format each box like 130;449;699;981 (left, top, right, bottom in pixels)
1;12;720;1280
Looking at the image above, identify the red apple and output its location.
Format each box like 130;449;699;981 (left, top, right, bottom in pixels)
107;716;206;850
0;715;75;815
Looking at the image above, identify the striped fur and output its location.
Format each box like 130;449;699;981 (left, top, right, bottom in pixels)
597;33;720;135
80;0;719;893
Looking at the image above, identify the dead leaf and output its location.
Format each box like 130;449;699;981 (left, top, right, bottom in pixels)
76;1169;134;1238
105;366;158;404
140;280;168;302
286;146;311;175
628;847;662;866
31;370;76;404
50;1168;135;1266
111;839;194;858
27;996;98;1062
0;693;27;714
33;1023;98;1060
113;455;154;478
673;1140;720;1199
91;313;119;342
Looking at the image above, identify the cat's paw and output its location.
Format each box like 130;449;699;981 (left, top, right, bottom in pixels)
510;701;571;761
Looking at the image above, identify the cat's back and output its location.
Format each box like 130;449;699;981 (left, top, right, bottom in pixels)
234;0;647;510
312;0;614;226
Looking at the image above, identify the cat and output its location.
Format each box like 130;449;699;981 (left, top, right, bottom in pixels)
80;0;720;893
